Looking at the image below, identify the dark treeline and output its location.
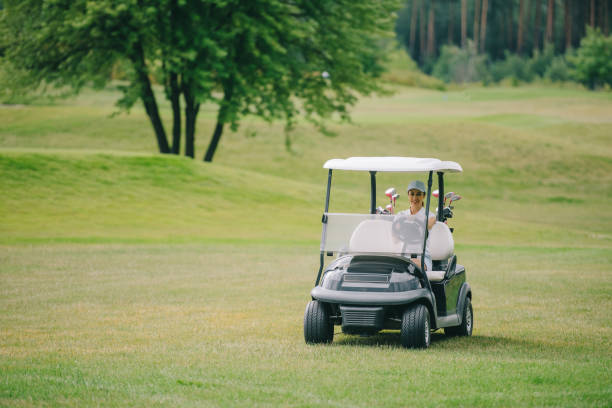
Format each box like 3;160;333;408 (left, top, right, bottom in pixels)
396;0;611;66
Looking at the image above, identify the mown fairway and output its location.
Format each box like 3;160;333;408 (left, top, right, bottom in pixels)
1;85;611;407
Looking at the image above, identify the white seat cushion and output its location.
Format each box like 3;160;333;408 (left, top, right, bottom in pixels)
429;222;454;261
426;270;446;282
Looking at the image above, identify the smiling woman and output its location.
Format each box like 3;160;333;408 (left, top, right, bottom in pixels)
398;180;437;271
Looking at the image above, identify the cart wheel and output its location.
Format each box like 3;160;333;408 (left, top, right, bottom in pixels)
445;297;473;337
401;304;430;349
304;300;334;344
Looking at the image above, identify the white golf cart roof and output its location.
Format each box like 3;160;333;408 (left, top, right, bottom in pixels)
323;157;462;173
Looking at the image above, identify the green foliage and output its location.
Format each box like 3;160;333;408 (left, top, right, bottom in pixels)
529;43;556;78
489;51;534;84
432;42;489;84
570;27;612;90
545;55;571;83
380;48;446;90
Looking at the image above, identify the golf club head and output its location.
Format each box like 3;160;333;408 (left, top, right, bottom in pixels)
444;191;454;205
385;187;396;199
449;194;462;205
432;189;439;198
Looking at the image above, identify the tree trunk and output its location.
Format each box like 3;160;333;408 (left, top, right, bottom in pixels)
598;0;606;31
473;0;481;51
564;0;572;51
605;0;610;35
526;0;534;53
448;0;455;45
546;0;554;44
479;0;488;53
169;0;181;155
182;82;199;159
419;0;426;63
204;80;234;163
461;0;467;47
131;42;170;154
518;0;525;54
427;0;436;58
409;0;419;57
204;122;223;163
590;0;595;27
169;73;181;154
507;3;514;52
534;0;542;51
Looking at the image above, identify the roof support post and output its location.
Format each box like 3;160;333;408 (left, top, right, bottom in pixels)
324;169;333;213
437;171;444;221
316;169;333;286
369;171;377;214
422;171;433;284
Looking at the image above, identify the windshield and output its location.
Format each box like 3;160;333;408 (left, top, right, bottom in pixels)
321;213;426;256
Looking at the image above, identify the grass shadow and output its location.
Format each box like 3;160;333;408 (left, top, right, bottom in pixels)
332;330;576;357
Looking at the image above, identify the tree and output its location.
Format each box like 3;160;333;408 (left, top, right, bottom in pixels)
517;0;525;54
473;0;481;50
427;0;436;58
461;0;467;47
570;27;612;89
546;0;555;44
0;0;399;162
419;0;427;62
447;0;455;45
534;0;543;51
564;0;572;50
479;0;489;53
410;0;420;56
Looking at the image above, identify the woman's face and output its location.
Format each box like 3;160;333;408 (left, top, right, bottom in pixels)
408;189;424;208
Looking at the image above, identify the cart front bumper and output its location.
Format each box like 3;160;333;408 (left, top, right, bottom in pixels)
311;287;431;306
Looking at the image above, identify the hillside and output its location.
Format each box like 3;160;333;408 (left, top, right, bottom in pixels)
1;85;611;248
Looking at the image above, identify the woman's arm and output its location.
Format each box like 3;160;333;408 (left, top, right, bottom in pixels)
427;213;436;230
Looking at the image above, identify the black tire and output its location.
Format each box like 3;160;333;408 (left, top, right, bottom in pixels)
304;300;334;344
400;304;430;349
445;297;473;337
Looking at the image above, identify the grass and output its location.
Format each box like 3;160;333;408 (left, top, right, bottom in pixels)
1;83;611;406
2;244;610;407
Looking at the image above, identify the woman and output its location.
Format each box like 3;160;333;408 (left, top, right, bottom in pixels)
398;180;435;271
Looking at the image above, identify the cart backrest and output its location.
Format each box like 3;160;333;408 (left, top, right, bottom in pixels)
429;222;454;261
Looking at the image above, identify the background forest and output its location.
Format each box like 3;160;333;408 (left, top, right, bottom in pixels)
395;0;612;87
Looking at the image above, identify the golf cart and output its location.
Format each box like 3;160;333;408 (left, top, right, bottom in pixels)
303;157;473;348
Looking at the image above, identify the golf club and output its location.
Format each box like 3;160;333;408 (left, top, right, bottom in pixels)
392;193;399;209
448;194;462;206
444;191;454;206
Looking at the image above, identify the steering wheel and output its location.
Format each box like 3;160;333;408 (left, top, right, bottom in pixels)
392;215;421;242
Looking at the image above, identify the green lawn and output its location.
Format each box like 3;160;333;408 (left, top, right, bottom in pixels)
1;84;611;406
